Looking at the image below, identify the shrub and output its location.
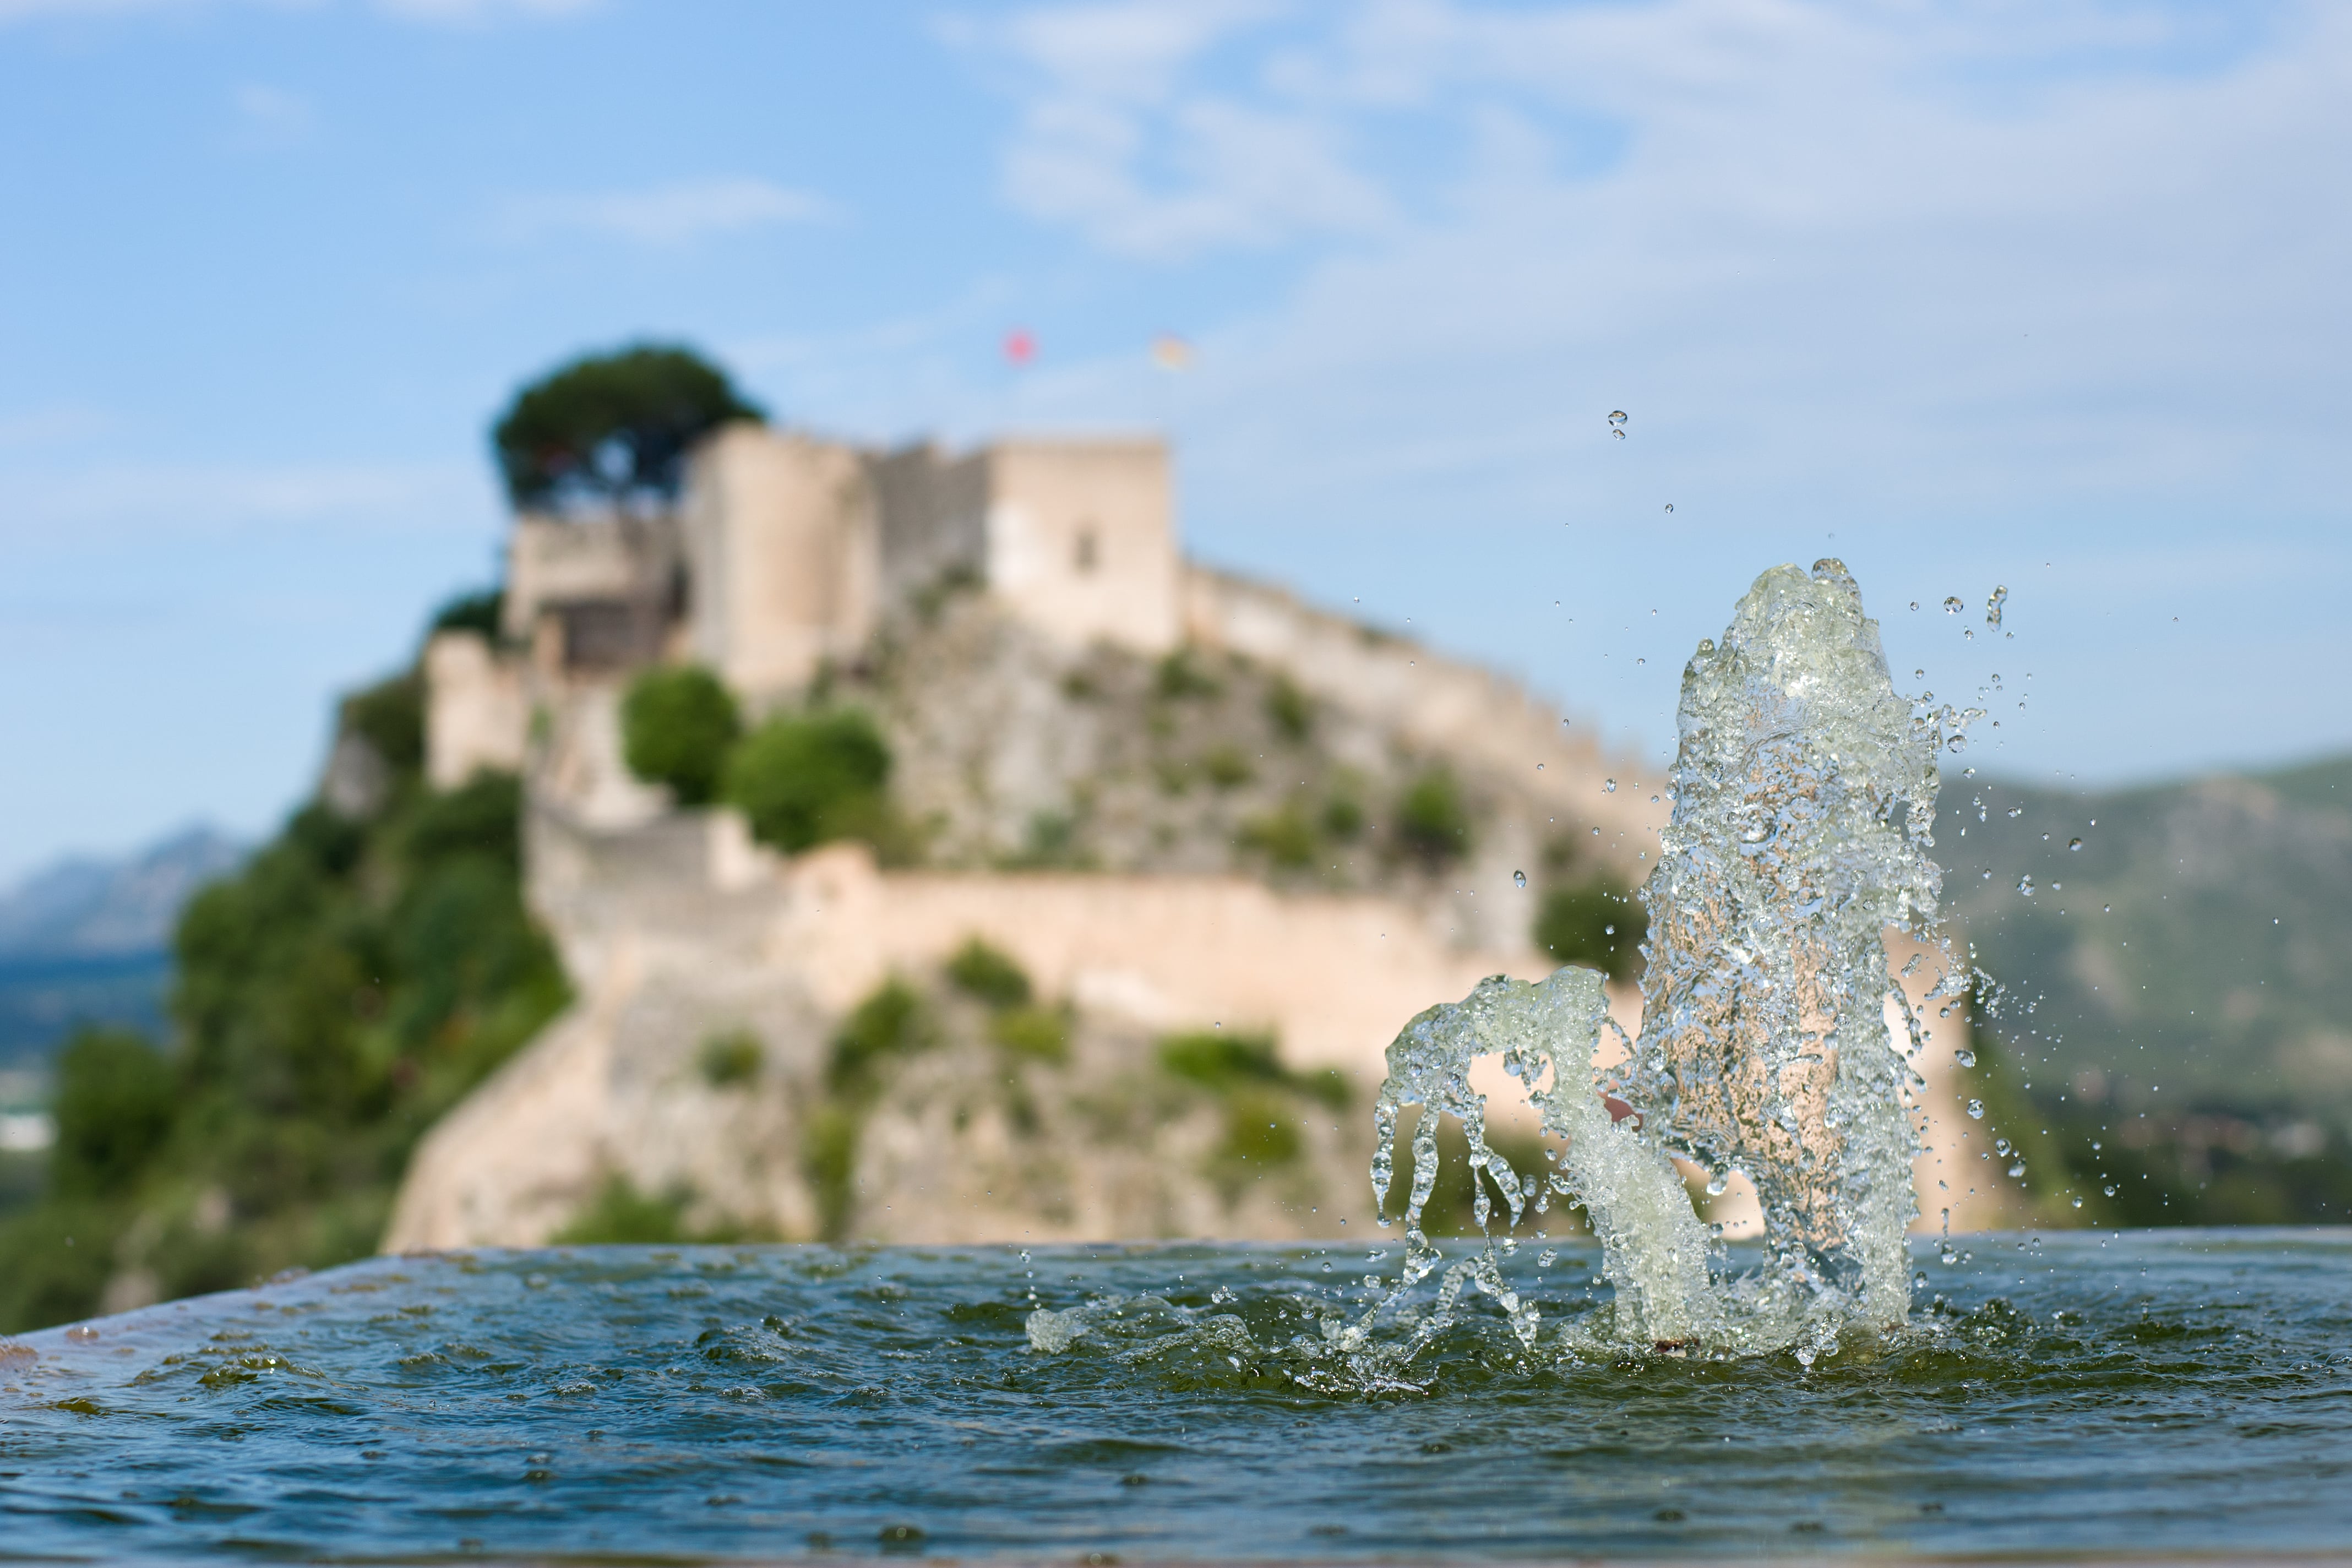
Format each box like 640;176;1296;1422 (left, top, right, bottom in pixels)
699;1030;764;1088
621;665;741;807
47;1028;178;1199
1202;745;1254;790
429;588;504;640
724;709;892;854
826;979;933;1097
1158;1030;1345;1109
553;1176;692;1245
339;673;424;778
1239;798;1319;869
1264;674;1313;742
990;1006;1070;1065
1219;1090;1302;1168
946;939;1032;1010
1321;792;1364;842
1397;768;1472;863
1153;647;1222;700
1533;880;1647;981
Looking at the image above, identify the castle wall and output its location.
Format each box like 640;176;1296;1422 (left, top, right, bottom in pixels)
983;439;1180;656
385;810;2026;1251
1182;566;1671;873
680;424;879;701
865;443;990;608
422;632;529;790
502;513;679;652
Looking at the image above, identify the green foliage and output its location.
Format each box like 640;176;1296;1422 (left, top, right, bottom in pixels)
0;682;569;1332
1397;768;1472;863
46;1028;177;1199
621;665;741;807
1158;1030;1348;1111
553;1177;693;1245
699;1030;763;1089
0;1199;118;1335
724;709;894;854
339;673;424;776
1320;792;1364;842
1238;797;1320;869
1153;648;1223;700
551;1175;769;1245
946;939;1032;1010
801;1104;862;1243
429;588;505;641
1217;1089;1301;1169
492;344;765;511
989;1005;1069;1065
1201;745;1254;790
826;979;934;1098
1264;675;1313;742
1533;879;1647;981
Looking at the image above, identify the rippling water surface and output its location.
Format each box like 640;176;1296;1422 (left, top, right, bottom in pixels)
4;1232;2349;1562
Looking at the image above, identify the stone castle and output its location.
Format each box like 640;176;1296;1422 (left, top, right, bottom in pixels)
392;423;2021;1251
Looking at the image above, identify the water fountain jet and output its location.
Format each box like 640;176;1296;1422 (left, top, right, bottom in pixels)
1365;559;1948;1357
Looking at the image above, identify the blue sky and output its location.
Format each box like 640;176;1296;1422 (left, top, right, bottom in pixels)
2;0;2346;881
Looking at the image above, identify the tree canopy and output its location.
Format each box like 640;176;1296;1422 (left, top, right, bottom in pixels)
491;344;765;513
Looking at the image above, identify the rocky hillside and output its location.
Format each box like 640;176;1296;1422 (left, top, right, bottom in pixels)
834;584;1657;952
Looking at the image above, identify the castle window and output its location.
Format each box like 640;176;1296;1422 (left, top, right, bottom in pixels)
1074;526;1099;574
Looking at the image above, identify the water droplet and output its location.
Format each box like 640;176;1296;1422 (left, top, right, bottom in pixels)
1967;1099;1985;1120
1954;1048;1976;1068
2104;1185;2117;1197
1608;410;1627;425
1705;1175;1728;1196
2071;1195;2083;1208
1592;826;1601;836
1909;601;1920;611
1611;428;1626;440
1663;503;1674;513
1603;924;1615;935
1536;762;1545;770
1946;734;1967;753
1604;779;1617;793
2008;1162;2027;1178
1942;596;1964;614
1986;585;2008;629
2068;837;2082;851
1514;870;1527;889
2017;875;2035;895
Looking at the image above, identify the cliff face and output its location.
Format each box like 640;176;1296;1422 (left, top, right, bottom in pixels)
390;582;2023;1251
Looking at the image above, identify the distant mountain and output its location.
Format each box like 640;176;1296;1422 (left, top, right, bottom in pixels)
1945;754;2352;1122
0;827;242;1064
0;827;242;961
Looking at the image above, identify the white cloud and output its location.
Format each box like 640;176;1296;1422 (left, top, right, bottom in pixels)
955;0;1391;256
952;0;2351;521
498;176;832;247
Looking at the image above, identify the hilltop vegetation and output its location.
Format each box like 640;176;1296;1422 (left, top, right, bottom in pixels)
0;623;568;1334
1945;755;2352;1223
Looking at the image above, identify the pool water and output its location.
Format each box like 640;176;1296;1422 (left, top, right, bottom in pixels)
4;1231;2349;1562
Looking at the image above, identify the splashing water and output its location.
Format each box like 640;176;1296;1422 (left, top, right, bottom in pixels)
1362;561;1945;1359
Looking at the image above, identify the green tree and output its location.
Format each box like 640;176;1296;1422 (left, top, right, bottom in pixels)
1533;879;1646;980
622;665;742;807
491;344;765;512
47;1028;178;1199
723;709;894;854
